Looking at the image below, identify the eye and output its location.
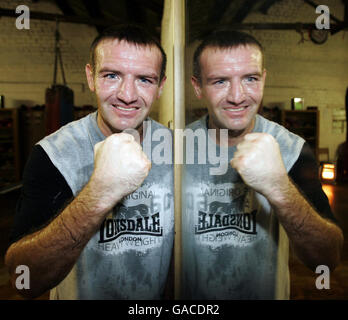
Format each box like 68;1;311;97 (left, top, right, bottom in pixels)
139;77;153;84
105;73;118;79
245;76;258;82
212;79;225;85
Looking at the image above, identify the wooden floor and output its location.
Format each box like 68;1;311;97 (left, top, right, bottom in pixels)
0;183;348;300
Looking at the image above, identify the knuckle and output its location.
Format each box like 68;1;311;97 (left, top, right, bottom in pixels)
143;156;151;168
114;132;134;143
94;141;102;150
262;133;274;143
122;132;134;140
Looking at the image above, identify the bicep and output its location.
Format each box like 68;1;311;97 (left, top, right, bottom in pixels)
9;145;73;245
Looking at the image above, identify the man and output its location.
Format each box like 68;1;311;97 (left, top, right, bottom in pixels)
5;25;174;300
182;30;343;299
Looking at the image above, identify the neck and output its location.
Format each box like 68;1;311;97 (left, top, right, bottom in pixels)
208;117;255;147
97;113;146;144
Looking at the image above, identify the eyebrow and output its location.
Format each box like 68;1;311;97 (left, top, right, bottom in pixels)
243;72;263;77
206;76;228;82
206;71;263;81
98;68;120;74
97;68;159;82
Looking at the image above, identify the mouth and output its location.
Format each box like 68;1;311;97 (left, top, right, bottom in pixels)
112;104;140;111
223;106;248;112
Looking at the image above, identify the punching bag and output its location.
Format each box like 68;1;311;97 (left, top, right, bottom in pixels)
45;22;74;135
45;85;74;135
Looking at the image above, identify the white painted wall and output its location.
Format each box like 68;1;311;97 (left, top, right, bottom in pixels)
185;0;348;160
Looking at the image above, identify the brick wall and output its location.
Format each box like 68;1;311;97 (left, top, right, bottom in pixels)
0;0;98;108
186;0;348;160
1;0;347;159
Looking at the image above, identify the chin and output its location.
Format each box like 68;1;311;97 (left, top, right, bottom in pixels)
223;121;246;131
228;116;255;131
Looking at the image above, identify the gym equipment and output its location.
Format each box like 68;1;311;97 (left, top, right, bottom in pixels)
45;21;74;135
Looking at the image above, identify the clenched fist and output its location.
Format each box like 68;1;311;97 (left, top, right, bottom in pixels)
90;133;151;208
230;133;289;199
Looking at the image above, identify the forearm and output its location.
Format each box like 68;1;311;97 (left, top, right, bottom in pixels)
267;177;344;271
5;181;111;298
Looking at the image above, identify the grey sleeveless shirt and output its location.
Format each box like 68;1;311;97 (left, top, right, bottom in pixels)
182;114;305;299
38;112;174;299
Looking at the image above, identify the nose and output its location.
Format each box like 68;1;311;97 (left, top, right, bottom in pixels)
116;77;138;105
227;79;246;105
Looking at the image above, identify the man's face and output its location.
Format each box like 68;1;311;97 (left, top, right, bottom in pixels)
86;39;166;137
192;45;266;135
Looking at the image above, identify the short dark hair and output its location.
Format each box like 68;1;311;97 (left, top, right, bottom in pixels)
90;24;167;82
193;30;264;83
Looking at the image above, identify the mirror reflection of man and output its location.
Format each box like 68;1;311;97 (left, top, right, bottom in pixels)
5;25;174;300
183;30;343;299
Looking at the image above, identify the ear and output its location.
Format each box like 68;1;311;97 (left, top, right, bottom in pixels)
262;68;267;83
191;76;202;99
156;76;167;99
261;68;267;91
85;64;95;92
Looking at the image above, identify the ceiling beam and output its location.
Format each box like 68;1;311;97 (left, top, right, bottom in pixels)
207;0;232;24
259;0;281;14
144;0;163;16
125;0;145;25
0;7;119;26
231;0;257;23
82;0;102;17
213;22;321;30
55;0;75;16
81;0;104;33
303;0;342;24
191;22;347;41
330;0;348;35
122;0;160;39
